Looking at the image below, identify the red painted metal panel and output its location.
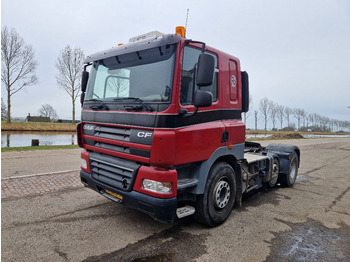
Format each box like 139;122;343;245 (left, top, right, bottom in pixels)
84;144;150;164
82;134;151;151
174;121;226;165
150;130;176;167
133;166;177;198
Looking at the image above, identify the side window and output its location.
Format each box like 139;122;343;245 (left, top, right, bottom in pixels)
89;63;106;99
180;46;218;105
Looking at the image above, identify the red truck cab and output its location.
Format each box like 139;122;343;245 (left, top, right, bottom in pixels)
77;29;299;226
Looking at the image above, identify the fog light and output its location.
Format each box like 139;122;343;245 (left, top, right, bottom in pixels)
142;179;172;194
81;158;87;169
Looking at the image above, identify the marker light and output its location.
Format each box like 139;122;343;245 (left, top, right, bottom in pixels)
175;26;186;38
142;179;172;194
118;43;123;46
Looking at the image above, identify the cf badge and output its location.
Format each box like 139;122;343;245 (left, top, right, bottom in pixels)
137;132;153;138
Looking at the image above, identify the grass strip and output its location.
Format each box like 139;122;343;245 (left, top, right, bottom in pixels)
1;121;77;132
1;144;79;152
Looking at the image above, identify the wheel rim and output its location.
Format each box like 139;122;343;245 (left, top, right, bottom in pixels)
213;180;231;209
289;159;297;182
270;161;279;185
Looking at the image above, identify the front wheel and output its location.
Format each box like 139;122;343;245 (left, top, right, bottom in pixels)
195;162;236;227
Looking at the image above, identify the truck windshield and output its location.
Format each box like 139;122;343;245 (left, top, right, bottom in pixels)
85;44;176;102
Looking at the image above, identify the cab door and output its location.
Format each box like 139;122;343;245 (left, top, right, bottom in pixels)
222;59;245;145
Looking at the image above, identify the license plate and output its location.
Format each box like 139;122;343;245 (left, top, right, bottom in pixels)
105;189;123;201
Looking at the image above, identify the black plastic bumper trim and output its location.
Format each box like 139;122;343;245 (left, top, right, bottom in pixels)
80;170;177;223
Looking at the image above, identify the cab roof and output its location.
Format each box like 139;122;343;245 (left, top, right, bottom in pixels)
84;34;181;64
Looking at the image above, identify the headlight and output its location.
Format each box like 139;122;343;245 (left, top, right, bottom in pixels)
142;179;172;194
81;158;87;169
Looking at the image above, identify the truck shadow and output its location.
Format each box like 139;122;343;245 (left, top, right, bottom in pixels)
80;181;305;261
240;173;318;210
240;184;291;210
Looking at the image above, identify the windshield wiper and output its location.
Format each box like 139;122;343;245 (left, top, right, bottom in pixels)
85;99;109;110
113;97;153;112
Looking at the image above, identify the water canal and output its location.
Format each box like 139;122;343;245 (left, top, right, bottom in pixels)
1;131;77;148
1;131;349;148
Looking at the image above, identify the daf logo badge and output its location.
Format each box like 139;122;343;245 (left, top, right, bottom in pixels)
231;75;237;88
83;124;95;131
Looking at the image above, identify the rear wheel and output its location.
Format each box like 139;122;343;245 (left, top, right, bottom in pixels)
268;158;279;187
195;162;236;227
278;152;298;187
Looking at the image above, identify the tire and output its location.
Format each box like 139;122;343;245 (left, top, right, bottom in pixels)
195;162;236;227
268;158;279;187
278;152;298;187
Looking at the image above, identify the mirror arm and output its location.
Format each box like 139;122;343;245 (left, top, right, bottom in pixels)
83;62;92;71
184;40;206;53
178;106;199;118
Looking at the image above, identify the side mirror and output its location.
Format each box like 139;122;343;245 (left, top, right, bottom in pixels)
241;71;249;113
194;90;213;108
196;53;215;87
80;92;85;105
81;71;89;93
179;89;212;118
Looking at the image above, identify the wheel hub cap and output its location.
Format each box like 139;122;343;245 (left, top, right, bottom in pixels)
290;161;297;181
214;180;230;209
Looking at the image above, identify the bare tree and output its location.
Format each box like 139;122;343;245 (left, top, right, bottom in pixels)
334;120;341;132
38;104;58;122
1;98;7;121
105;70;130;98
330;119;336;132
56;45;85;124
254;110;258;131
293;108;304;130
269;101;278;130
300;109;306;128
320;116;330;132
284;107;293;127
1;26;38;123
276;104;285;129
340;120;350;132
259;97;270;132
306;113;313;130
311;113;317;128
313;113;320;129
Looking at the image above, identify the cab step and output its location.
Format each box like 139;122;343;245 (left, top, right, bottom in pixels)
176;205;195;218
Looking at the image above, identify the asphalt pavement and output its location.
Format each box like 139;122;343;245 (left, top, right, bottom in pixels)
1;138;350;261
1;148;81;179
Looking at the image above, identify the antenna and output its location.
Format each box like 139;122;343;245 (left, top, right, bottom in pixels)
185;8;189;37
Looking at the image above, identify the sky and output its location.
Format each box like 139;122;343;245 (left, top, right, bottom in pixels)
1;0;350;129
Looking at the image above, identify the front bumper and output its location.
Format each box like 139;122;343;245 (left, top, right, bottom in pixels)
80;170;177;223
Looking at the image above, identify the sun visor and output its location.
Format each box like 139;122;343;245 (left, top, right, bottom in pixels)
84;34;181;64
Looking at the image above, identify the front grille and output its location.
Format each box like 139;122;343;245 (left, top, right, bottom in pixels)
90;152;140;191
95;126;131;141
82;123;153;162
95;142;131;154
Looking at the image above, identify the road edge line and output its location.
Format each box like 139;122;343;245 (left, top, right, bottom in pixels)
1;169;80;180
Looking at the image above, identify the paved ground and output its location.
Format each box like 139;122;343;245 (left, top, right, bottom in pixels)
1;138;350;261
1;148;81;179
1;171;81;199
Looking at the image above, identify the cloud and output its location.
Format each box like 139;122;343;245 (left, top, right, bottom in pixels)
2;0;349;125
